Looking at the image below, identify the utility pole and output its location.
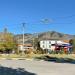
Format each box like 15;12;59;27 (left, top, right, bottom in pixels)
22;23;25;55
33;33;35;50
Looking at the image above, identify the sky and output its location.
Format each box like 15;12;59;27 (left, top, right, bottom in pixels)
0;0;75;34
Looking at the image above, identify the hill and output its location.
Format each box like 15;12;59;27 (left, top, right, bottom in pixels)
38;31;75;40
15;31;75;43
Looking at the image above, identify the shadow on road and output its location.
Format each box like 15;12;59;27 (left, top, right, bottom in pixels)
35;55;75;64
45;55;75;64
0;66;36;75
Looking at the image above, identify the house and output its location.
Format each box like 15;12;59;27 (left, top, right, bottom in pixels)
17;40;33;51
18;43;33;51
40;40;70;51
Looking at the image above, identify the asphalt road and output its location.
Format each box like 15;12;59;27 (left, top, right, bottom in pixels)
0;60;75;75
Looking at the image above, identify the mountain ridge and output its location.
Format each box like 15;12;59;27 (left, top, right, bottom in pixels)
15;31;75;42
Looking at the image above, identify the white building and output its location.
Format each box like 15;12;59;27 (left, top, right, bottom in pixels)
40;40;69;51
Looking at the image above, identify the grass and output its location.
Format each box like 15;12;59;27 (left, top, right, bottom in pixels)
0;54;75;63
0;54;45;59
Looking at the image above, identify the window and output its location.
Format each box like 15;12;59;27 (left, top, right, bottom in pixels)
49;45;51;48
49;41;51;44
51;44;55;46
43;45;45;48
43;41;45;44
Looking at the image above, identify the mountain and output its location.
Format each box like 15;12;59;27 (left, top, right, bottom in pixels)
14;31;75;43
14;33;33;44
38;31;75;40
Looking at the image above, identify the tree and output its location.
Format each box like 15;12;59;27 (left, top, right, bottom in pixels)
0;32;17;53
69;39;73;45
33;38;44;54
69;39;75;52
33;38;40;50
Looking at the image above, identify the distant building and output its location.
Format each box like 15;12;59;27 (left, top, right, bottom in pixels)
40;40;69;51
17;40;33;51
18;43;33;51
15;34;34;51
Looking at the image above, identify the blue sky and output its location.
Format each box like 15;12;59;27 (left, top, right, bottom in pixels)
0;0;75;34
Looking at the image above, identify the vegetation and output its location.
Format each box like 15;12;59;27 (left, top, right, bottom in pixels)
0;32;17;53
69;38;75;53
33;38;40;50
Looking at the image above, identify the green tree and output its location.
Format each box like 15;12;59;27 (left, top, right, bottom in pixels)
33;38;44;54
69;39;75;52
33;38;40;50
0;32;17;53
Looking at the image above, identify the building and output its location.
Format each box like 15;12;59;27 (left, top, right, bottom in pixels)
40;40;69;51
17;39;33;51
18;43;33;51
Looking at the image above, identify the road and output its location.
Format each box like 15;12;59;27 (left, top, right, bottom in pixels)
0;60;75;75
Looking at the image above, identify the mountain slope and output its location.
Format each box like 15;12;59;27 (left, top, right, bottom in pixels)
15;31;75;42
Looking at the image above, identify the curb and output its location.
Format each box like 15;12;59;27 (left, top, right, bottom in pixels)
0;58;45;61
0;58;33;61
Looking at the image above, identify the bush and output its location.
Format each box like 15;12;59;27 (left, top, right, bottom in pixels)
24;49;33;54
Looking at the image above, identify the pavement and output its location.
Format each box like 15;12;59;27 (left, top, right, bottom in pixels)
0;60;75;75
